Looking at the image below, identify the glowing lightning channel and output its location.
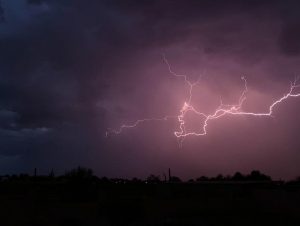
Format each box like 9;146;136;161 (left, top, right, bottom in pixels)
105;116;176;138
106;56;300;144
173;75;300;140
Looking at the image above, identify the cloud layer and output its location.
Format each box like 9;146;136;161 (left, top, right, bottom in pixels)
1;0;300;179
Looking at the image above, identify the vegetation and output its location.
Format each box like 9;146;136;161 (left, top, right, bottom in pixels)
0;167;299;226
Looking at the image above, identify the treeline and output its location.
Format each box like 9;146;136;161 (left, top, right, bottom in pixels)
1;167;300;185
146;170;272;183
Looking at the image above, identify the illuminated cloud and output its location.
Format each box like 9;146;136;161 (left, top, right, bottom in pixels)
0;0;300;179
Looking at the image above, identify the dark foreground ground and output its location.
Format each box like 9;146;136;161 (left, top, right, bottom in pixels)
0;178;300;226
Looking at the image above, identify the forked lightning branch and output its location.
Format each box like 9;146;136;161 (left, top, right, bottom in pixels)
106;56;300;144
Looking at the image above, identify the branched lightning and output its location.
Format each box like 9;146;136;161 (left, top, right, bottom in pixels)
105;116;176;137
106;55;300;144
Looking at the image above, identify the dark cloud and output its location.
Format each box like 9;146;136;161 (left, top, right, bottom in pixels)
276;0;300;56
279;22;300;56
27;0;43;5
0;0;4;22
0;0;300;179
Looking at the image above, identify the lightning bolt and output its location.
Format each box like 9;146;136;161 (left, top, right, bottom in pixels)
106;55;300;145
105;116;176;138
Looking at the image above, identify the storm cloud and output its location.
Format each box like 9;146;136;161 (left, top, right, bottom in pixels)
1;0;300;179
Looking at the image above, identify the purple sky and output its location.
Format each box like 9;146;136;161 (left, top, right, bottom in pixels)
1;0;300;180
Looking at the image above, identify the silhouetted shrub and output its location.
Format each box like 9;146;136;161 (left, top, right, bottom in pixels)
64;166;95;183
196;176;209;182
215;174;224;181
170;176;181;183
232;172;245;181
146;174;161;184
247;170;271;181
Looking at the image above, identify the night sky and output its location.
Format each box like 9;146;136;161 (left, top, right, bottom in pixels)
1;0;300;180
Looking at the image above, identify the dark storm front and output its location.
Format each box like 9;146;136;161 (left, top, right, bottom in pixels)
1;0;300;180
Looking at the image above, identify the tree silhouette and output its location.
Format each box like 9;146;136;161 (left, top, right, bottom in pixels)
196;176;209;182
170;176;181;183
64;166;94;183
146;174;161;184
215;174;224;181
232;172;245;181
248;170;271;181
